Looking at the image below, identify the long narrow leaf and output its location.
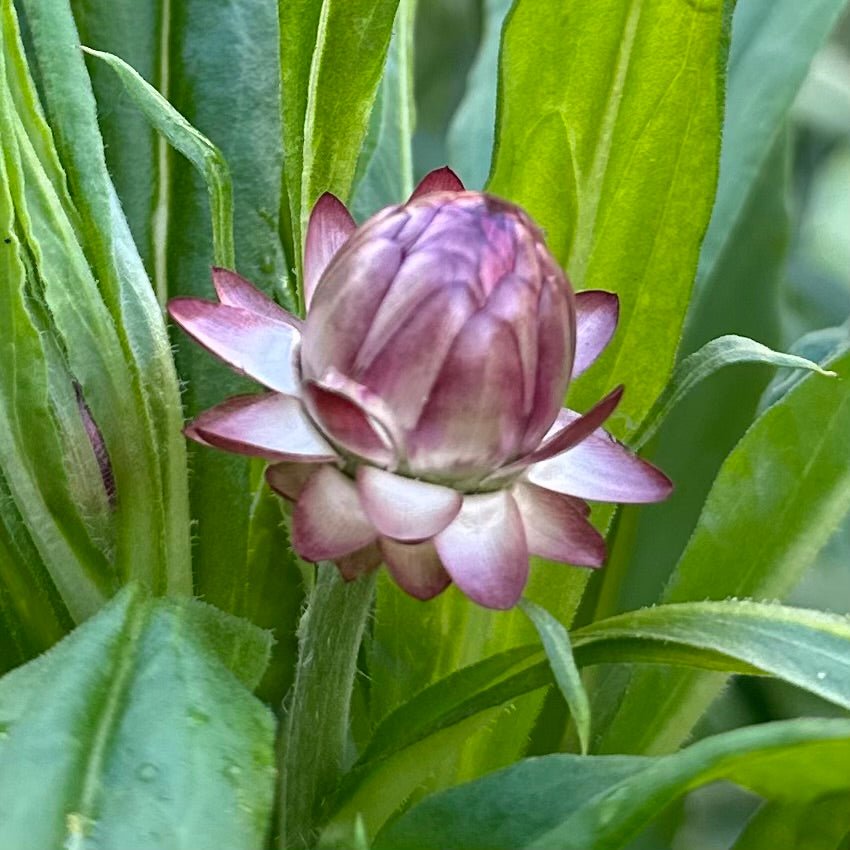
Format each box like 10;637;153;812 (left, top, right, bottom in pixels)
519;599;590;754
375;719;850;850
81;46;234;268
15;0;192;594
631;335;834;450
598;347;850;755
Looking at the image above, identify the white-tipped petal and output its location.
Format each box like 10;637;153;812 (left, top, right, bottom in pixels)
527;411;673;504
513;482;605;566
519;387;624;467
188;394;336;462
303;370;398;467
292;466;376;561
434;491;528;610
573;290;619;377
357;467;461;541
168;297;300;395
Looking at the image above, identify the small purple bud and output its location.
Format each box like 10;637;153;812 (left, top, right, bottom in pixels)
74;381;116;507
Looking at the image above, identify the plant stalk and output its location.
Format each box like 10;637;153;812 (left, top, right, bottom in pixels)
280;565;376;850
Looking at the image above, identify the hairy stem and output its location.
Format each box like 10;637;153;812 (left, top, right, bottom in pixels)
280;566;376;849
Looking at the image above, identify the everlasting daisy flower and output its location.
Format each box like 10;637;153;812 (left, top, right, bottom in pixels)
168;167;672;609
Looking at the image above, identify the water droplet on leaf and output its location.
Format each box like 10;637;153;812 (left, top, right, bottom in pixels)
136;762;159;782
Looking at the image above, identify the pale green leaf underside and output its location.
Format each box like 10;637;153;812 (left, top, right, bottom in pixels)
519;598;591;754
0;586;275;850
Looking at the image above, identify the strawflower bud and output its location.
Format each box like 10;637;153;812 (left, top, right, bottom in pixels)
169;168;672;609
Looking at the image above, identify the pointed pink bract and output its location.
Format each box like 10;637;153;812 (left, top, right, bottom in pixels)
357;466;461;541
211;267;299;325
527;423;673;504
303;371;397;467
168;297;301;396
380;538;452;600
435;491;528;610
304;192;356;309
408;166;465;201
512;386;624;469
514;482;605;566
292;465;376;561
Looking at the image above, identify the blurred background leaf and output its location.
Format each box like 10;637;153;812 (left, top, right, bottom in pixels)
612;0;850;622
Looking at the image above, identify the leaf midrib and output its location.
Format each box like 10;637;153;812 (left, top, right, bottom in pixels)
66;595;148;841
566;0;642;285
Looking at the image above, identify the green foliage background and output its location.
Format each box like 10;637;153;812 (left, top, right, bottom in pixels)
0;0;849;848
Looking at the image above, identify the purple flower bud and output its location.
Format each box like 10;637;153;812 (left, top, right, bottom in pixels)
169;168;672;609
301;193;575;488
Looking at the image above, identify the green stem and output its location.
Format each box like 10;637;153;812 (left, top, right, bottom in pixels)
280;566;376;850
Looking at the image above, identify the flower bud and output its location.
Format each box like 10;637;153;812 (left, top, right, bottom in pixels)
169;167;672;609
301;193;575;488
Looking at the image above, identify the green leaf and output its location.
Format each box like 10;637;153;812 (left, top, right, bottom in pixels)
0;29;119;619
376;597;850;763
161;0;301;704
631;334;835;451
0;468;71;673
446;0;512;190
731;796;850;850
360;645;545;767
759;323;850;413
598;348;850;755
280;0;401;297
375;718;850;850
370;0;734;789
695;0;848;301
489;0;732;432
349;0;416;220
519;599;590;754
177;596;273;692
618;0;848;619
0;585;276;850
576;601;850;712
81;46;235;268
14;0;192;595
72;0;162;274
332;597;850;838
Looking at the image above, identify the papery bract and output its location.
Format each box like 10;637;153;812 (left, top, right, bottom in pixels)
169;167;672;609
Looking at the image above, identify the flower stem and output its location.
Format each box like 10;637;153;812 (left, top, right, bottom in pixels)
280;566;376;850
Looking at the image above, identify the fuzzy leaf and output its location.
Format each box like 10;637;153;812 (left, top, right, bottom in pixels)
0;586;276;850
631;335;835;451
